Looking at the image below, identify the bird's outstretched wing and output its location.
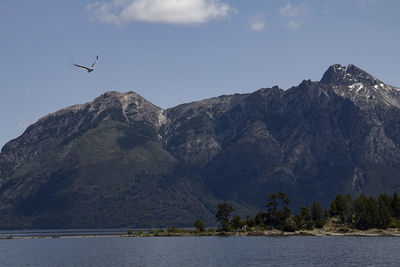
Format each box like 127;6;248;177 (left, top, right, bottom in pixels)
74;64;91;71
91;55;98;68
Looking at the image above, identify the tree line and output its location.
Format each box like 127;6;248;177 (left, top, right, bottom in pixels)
194;192;400;232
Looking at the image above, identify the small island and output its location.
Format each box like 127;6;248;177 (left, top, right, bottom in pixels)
137;191;400;238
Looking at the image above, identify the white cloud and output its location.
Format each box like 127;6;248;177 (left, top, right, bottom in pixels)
248;13;265;32
250;21;265;31
86;0;233;26
278;2;307;30
279;3;301;18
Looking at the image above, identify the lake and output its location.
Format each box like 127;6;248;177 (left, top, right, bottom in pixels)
0;236;399;266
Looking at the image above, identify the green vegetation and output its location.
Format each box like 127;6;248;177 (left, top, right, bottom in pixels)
1;116;219;229
231;216;246;230
92;192;400;237
194;219;205;232
212;192;400;232
215;203;235;232
311;202;327;229
265;192;292;231
167;226;187;234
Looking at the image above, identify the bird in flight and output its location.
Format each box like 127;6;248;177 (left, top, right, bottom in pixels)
74;55;98;73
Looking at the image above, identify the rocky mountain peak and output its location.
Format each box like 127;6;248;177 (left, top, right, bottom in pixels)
36;91;167;130
319;64;400;109
94;91;144;106
119;91;167;128
320;64;379;86
1;91;167;161
92;91;154;113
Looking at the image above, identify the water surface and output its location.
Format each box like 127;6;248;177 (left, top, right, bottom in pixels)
0;236;399;266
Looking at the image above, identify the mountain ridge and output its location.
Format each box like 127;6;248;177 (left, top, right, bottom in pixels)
1;64;400;229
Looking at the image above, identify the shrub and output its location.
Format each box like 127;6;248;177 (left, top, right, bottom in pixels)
194;219;205;232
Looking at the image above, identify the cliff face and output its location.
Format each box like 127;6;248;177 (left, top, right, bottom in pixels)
1;64;400;229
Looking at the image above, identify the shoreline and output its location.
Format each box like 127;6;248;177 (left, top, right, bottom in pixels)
2;228;400;239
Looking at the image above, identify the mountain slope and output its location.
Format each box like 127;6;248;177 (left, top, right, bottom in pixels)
1;64;400;229
0;92;230;228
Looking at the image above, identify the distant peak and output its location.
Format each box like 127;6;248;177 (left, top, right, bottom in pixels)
320;64;378;85
97;90;143;99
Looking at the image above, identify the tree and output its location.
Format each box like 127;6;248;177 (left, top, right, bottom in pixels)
255;212;267;228
354;194;368;230
266;192;292;230
354;194;379;230
378;193;392;229
294;206;313;230
390;192;400;228
391;192;400;219
311;201;326;228
215;203;234;231
231;215;246;230
194;219;205;232
329;194;353;225
245;215;256;229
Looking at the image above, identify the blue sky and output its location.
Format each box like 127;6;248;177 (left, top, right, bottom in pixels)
1;0;400;148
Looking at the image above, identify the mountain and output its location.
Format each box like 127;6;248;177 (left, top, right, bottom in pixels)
1;64;400;229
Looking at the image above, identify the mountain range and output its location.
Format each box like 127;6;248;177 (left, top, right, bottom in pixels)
1;64;400;229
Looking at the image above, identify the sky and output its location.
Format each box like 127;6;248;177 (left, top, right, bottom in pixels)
1;0;400;148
